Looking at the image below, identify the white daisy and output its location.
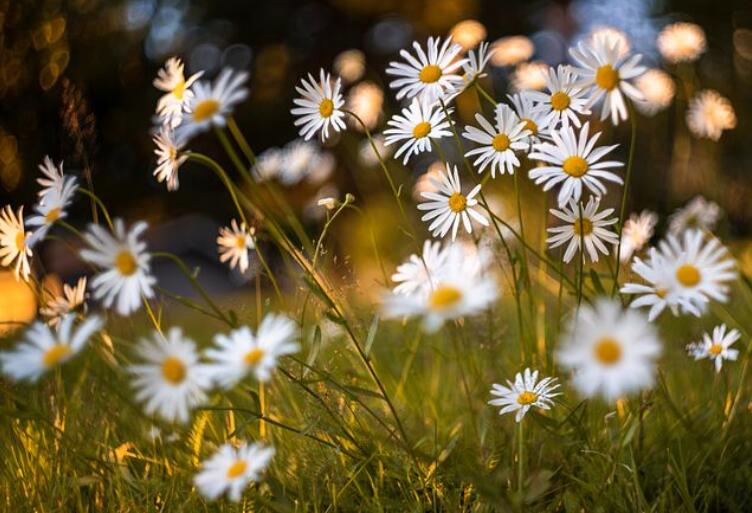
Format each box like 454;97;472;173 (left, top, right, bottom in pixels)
417;164;489;240
251;147;284;182
153;57;203;128
385;36;466;103
686;324;740;373
279;139;335;186
128;327;211;424
528;65;590;128
558;298;662;401
621;248;679;321
657;22;706;64
79;219;156;316
619;209;658;262
569;37;646;125
509;61;548;92
547;196;619;263
40;276;88;327
686;90;736;141
383;98;452;164
461;40;493;84
291;69;346;141
26;168;78;245
634;69;676;116
391;240;447;296
0;314;102;382
0;205;32;281
587;26;631;59
194;442;275;502
668;196;721;234
205;313;299;388
488;368;560;422
153;127;187;191
36;156;66;198
217;220;255;273
528;122;623;207
508;91;552;147
462;103;530;177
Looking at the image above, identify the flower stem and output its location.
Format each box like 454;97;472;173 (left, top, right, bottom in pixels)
517;418;525;497
612;102;638;296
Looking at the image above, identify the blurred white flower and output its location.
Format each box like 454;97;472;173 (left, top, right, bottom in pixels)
658;22;706;64
253;140;335;186
333;49;365;84
152;127;187;191
619;210;658;262
547;196;619;263
153;57;203;128
587;26;631;59
383;98;452;165
391;239;450;296
0;205;32;282
40;276;88;327
346;81;383;131
194;442;274;502
462;103;530;177
217;220;255;274
489;368;560;422
292;69;346;141
36;156;66;198
509;61;548;92
634;69;675;116
490;36;534;67
26;164;78;246
669;196;721;234
686;90;736;141
449;19;487;51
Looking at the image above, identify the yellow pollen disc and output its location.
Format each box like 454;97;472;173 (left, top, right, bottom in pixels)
448;192;467;213
419;64;442;83
595;65;619;91
115;251;138;276
319;98;334;118
161;357;187;385
550;91;571;111
235;235;247;249
708;344;723;356
429;285;463;310
521;118;538;135
15;232;25;252
193;99;220;122
172;79;186;100
226;460;247;479
562;156;589;177
517;391;538;405
492;133;511;151
45;207;62;223
243;347;264;365
573;217;593;236
412;121;431;139
676;264;701;287
593;337;622;365
43;344;71;368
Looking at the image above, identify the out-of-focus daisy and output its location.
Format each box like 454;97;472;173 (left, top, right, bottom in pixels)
79;219;156;316
26;170;78;246
547;196;619;263
128;327;210;424
634;69;676;116
569;37;646;125
558;298;661;401
669;195;721;234
529;65;590;127
217;220;255;274
153;127;187;191
412;162;445;201
529;122;623;207
391;240;448;296
621;248;678;321
194;442;274;502
36;156;66;198
358;135;392;167
0;314;102;382
40;276;88;327
292;69;346;141
333;49;365;84
346;81;383;132
449;20;487;51
386;36;466;103
0;205;31;281
177;68;249;141
686;90;736;141
508;91;552;147
462;103;530;177
686;324;740;373
383;98;452;165
153;57;203;128
251;147;283;182
587;26;631;59
657;22;706;64
205;314;299;388
490;36;534;67
619;210;658;262
510;61;548;92
417;164;488;240
488;368;560;422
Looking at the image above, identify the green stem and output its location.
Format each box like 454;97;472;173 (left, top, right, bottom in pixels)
78;188;114;230
517;419;525;497
227;116;257;165
185;152;247;226
612;102;638;296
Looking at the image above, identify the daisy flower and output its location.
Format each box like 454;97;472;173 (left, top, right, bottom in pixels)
547;196;619;263
621;248;679;321
153;57;203;128
528;122;623;207
40;276;88;327
634;69;676;116
528;65;590;128
0;314;102;382
569;37;646;125
587;26;631;59
383;98;452;165
36;156;66;198
687;324;740;373
278;139;336;186
686;90;736;141
217;220;255;273
509;61;548;92
79;219;156;316
26;169;78;245
657;22;706;64
153;127;187;191
391;239;448;296
447;41;494;99
128;327;211;424
462;103;530;177
417;164;489;240
508;91;552;147
619;210;658;262
176;68;249;141
385;36;466;103
488;368;560;422
205;313;299;388
291;69;346;141
558;298;662;401
251;147;284;182
0;205;32;281
194;442;275;502
669;195;721;234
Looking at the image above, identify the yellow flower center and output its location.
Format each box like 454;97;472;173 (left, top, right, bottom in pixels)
429;285;463;310
45;207;62;224
595;65;619;91
676;264;701;287
243;347;264;366
43;344;71;368
447;192;467;213
235;235;247;249
521;118;538;135
15;231;25;252
319;98;334;118
708;343;723;356
419;64;442;83
161;357;187;385
492;133;511;151
573;217;593;236
550;91;571;111
412;121;431;139
562;156;589;177
193;99;220;122
593;336;622;365
115;251;138;276
226;460;247;479
172;79;186;100
517;391;538;405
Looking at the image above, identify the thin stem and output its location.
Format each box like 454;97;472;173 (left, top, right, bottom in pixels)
517;419;525;497
78;188;114;230
214;126;250;180
185;152;247;226
227;116;257;166
612;102;638;296
313;200;351;269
